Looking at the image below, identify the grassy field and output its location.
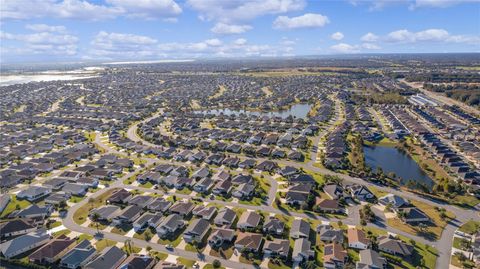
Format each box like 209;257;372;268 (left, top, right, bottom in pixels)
73;188;118;225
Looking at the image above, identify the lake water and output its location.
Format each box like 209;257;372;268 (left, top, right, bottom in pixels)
199;103;312;119
363;145;434;187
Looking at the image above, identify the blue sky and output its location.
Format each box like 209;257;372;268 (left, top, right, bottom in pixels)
1;0;479;63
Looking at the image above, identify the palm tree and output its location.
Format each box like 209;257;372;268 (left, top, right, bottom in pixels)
91;212;101;234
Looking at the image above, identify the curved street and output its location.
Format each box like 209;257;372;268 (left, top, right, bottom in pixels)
61;110;479;269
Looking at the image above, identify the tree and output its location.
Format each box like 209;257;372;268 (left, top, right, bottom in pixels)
212;260;221;268
90;212;101;234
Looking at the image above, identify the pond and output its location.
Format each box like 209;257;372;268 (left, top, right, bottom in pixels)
198;103;312;119
363;145;434;187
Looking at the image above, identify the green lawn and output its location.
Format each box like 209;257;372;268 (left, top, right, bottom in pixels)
203;265;226;269
176;257;196;268
53;229;71;237
209;245;234;259
396;235;438;269
0;195;31;218
73;188;118;225
111;224;132;235
140;181;153;188
76;234;93;242
458;220;480;235
133;228;155;241
387;199;455;241
453;237;471;250
95;239;117;251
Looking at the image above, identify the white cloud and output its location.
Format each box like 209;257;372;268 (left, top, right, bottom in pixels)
1;0;182;21
330;41;382;54
280;37;297;46
361;43;381;50
411;0;479;8
187;0;305;22
2;0;123;21
86;32;292;59
234;38;247;45
361;32;379;42
273;13;330;30
204;38;222;46
331;32;344;40
1;27;78;56
25;24;67;33
93;31;158;46
385;28;479;44
105;0;181;19
211;23;252;34
330;43;360;54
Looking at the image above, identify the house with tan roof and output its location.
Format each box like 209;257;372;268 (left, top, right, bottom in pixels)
234;232;263;252
324;242;347;269
347;228;369;250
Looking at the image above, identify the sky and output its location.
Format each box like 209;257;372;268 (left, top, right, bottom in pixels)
1;0;479;63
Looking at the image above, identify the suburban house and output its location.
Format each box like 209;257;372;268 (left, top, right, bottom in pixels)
292;238;314;262
290;219;310;239
60;240;97;269
11;204;53;220
317;224;344;243
0;194;10;213
208;228;235;248
28;235;76;264
263;239;290;259
155;214;185;238
214;208;237;228
237;211;261;230
169;201;195;217
147;198;172;213
378;236;414;256
262;217;285;236
17;186;52;202
346;184;375;201
378;194;409;210
0;229;50;259
107;189;132;204
0;219;36;239
347;228;369;250
234;232;263;252
232;183;255;199
183;218;211;243
117;254;156;269
112;205;143;226
89;205;120;222
192;205;217;220
62;183;88;196
399;207;430;223
323;242;347;269
84;246;127;269
356;249;387;269
315;199;344;214
133;213;157;232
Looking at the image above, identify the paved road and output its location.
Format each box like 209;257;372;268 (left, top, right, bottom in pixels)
62;170;264;269
65;109;480;269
